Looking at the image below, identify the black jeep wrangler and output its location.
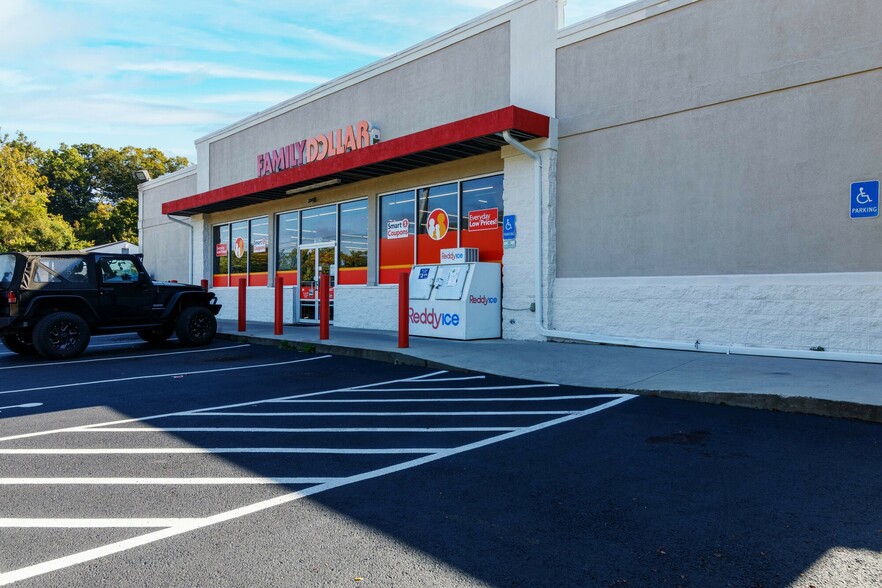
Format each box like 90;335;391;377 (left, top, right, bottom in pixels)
0;251;221;359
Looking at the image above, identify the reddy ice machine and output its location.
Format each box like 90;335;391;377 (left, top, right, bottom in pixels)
408;248;501;340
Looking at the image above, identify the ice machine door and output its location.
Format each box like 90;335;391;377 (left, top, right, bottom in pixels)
434;264;469;300
409;265;437;300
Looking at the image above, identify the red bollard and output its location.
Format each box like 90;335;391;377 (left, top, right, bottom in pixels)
237;277;246;332
319;274;330;340
274;276;284;336
398;271;409;348
201;279;209;292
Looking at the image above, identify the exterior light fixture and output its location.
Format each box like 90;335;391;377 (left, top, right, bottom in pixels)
285;178;342;195
133;169;151;183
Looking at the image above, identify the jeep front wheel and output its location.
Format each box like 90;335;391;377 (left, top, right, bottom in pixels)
175;307;216;346
32;312;91;359
2;332;36;355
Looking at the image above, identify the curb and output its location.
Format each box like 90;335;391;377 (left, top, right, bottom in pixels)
216;332;465;372
624;390;882;425
217;332;882;425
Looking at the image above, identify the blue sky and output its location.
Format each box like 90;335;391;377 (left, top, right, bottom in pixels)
0;0;629;162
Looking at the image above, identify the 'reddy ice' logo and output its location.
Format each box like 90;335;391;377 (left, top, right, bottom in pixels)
409;307;460;329
468;295;498;305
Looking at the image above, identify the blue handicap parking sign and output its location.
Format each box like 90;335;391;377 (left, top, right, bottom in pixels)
851;181;880;219
502;215;517;240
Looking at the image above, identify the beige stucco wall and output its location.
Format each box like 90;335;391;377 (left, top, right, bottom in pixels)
139;168;198;283
207;24;511;191
555;0;882;277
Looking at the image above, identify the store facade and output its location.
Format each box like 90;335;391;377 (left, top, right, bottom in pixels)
140;0;882;360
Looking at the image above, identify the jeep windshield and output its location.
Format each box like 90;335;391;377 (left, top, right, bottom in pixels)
0;254;15;288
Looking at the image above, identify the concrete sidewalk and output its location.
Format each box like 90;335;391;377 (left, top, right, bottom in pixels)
216;319;882;424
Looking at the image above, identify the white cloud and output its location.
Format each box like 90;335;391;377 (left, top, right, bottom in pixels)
0;68;33;88
115;61;329;85
0;0;546;159
193;92;297;105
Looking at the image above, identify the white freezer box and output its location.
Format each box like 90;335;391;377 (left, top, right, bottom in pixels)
408;262;501;340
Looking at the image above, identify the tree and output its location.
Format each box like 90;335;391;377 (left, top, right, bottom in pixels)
40;144;95;223
39;143;190;244
101;146;189;203
0;133;82;252
78;197;139;245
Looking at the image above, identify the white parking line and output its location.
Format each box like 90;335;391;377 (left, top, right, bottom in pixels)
0;394;637;586
0;518;203;529
0;447;442;455
80;427;519;433
344;384;560;392
397;375;486;382
0;402;43;412
0;340;140;358
0;344;251;371
274;394;624;403
0;355;333;397
184;411;576;417
0;366;639;586
0;365;441;443
0;477;337;485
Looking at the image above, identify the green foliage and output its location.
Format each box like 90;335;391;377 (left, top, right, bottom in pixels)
78;197;140;245
0;129;187;252
0;133;83;252
40;143;189;226
40;144;94;223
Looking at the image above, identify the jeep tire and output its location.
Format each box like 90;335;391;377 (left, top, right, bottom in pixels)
32;312;91;359
137;325;176;344
175;306;216;346
2;332;36;355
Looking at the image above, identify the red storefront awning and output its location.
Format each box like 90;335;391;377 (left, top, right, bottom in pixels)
162;106;550;216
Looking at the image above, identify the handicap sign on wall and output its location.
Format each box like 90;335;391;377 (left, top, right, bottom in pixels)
502;215;517;240
851;181;880;219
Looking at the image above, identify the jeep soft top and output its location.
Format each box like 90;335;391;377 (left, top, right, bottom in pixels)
0;250;221;359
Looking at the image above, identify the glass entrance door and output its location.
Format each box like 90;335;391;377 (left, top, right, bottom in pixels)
298;244;336;323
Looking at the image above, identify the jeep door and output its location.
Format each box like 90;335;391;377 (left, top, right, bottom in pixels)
96;256;156;324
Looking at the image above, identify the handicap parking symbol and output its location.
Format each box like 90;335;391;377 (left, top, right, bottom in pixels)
502;215;517;240
851;181;880;219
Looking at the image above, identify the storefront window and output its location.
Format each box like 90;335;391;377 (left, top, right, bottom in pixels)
276;211;299;285
249;217;269;286
213;217;268;287
230;221;248;282
379;190;415;284
378;174;503;282
301;205;337;245
213;224;230;287
339;199;368;285
417;182;458;264
461;175;504;262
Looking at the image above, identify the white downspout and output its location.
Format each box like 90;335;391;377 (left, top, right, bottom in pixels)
165;213;194;284
500;131;882;364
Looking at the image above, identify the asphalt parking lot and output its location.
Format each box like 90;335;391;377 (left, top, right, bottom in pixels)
0;334;880;587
